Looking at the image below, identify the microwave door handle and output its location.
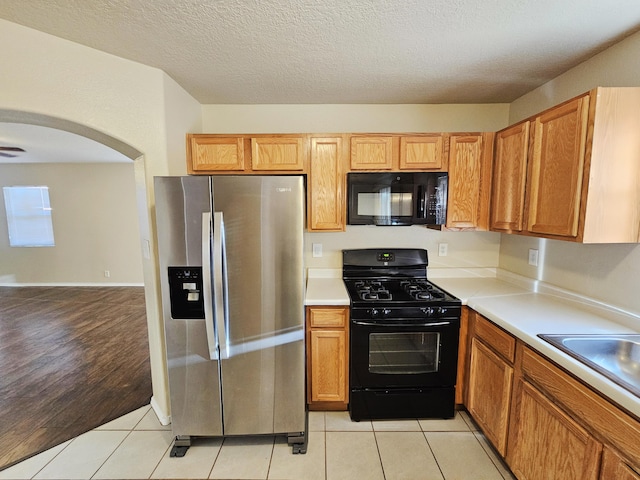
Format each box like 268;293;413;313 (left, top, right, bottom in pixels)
212;211;229;360
201;212;218;360
417;185;426;219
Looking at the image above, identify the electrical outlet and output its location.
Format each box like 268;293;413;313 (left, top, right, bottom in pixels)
312;243;322;258
528;249;539;267
438;243;448;257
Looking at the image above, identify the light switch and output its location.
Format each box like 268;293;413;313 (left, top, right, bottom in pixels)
528;248;539;266
312;243;323;258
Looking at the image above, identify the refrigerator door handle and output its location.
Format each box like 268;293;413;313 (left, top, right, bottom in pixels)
213;211;229;360
201;211;218;360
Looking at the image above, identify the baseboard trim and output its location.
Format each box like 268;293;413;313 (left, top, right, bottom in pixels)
150;396;171;426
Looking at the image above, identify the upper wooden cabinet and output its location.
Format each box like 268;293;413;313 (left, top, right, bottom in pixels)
187;134;307;173
446;133;494;230
490;122;529;232
491;87;640;243
349;134;447;171
308;136;346;232
187;135;245;172
350;136;395;170
527;95;590;238
251;136;306;171
399;135;446;170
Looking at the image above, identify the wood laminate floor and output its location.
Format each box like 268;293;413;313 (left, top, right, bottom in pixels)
0;286;152;471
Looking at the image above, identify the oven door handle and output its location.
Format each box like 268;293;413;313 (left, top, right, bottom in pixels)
352;320;453;327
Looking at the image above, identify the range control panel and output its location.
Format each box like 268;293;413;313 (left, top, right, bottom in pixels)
168;266;205;319
377;252;395;262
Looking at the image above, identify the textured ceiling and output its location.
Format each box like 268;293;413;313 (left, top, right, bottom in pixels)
1;0;640;104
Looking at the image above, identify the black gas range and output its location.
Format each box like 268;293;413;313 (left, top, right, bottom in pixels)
343;248;461;421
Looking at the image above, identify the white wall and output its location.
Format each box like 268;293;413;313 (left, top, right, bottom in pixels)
0;163;143;284
202;103;510;272
500;29;640;316
306;228;501;272
0;18;202;420
202;104;509;133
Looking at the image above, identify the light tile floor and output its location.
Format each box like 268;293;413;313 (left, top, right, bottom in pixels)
0;406;516;480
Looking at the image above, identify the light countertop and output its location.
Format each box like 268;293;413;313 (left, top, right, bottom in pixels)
305;269;349;306
305;268;640;418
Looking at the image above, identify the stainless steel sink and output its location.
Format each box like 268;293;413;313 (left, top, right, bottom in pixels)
538;334;640;397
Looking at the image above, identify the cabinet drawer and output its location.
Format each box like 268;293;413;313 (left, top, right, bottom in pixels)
474;315;516;363
308;307;348;328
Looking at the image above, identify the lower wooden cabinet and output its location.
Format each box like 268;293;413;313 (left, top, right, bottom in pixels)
467;338;513;456
601;447;640;480
508;379;602;480
463;313;640;480
466;312;515;456
306;306;349;410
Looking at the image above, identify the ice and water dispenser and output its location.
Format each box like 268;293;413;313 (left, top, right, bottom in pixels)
167;267;205;319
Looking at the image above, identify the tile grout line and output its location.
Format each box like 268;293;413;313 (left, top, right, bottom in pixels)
89;429;134;479
147;435;173;480
421;430;446;480
207;437;224;480
265;436;276;480
28;438;72;480
323;413;328;480
470;430;515;480
371;429;387;480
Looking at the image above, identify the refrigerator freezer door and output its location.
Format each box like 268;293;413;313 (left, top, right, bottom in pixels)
212;176;306;436
154;176;223;438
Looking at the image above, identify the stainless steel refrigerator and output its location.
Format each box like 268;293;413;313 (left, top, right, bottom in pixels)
154;175;307;456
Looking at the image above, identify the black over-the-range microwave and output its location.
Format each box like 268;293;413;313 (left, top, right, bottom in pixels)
347;172;448;226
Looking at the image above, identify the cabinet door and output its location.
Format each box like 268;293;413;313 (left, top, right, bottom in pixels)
446;134;491;229
526;95;590;237
307;307;349;409
188;136;245;172
350;136;394;170
251;136;305;171
467;338;513;456
309;329;348;403
490;122;529;232
508;379;602;480
600;447;640;480
399;135;445;170
308;136;345;231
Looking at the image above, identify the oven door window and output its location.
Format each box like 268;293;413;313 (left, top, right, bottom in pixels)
368;332;440;374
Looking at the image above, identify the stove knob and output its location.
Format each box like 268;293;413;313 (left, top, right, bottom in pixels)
382;308;392;316
437;306;447;315
369;308;379;318
421;306;434;316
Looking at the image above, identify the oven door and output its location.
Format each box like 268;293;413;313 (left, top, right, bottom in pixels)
350;318;459;389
